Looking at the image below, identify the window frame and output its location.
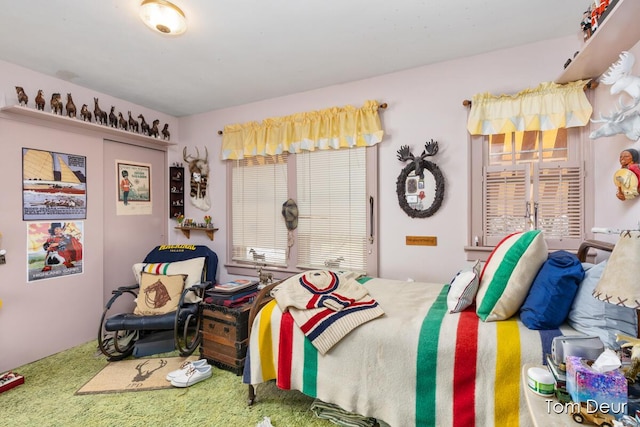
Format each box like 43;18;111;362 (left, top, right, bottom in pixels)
225;145;379;279
466;124;594;261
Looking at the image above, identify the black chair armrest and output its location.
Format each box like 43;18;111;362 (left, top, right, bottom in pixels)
113;283;139;293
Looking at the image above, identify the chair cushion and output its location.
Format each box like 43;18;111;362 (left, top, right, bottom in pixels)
133;272;186;316
133;257;205;303
476;230;547;322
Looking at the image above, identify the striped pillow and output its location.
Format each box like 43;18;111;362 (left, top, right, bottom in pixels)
476;230;547;322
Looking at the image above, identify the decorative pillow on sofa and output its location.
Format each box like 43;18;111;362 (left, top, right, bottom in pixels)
567;261;638;349
519;250;584;330
132;257;205;303
447;260;481;313
476;230;548;322
134;272;187;316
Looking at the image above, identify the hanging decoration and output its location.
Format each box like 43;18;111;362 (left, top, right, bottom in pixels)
183;146;210;211
591;51;640;141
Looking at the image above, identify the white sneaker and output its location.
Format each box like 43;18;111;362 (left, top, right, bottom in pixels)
170;363;212;388
165;359;209;381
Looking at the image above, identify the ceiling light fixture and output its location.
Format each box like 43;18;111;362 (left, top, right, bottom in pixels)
139;0;187;36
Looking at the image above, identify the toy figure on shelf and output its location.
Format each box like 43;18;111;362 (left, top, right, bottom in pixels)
108;106;117;128
35;89;45;111
15;86;28;106
117;112;128;131
128;111;139;133
50;93;62;115
80;104;92;122
65;93;76;118
162;123;170;140
93;97;107;125
149;119;160;138
138;114;150;135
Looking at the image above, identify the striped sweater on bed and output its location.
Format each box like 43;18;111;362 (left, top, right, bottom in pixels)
272;271;385;354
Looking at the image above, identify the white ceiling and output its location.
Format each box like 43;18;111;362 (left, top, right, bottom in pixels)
0;0;592;117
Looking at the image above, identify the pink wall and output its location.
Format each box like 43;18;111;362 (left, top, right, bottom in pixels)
1;34;638;372
0;61;177;372
175;34;640;285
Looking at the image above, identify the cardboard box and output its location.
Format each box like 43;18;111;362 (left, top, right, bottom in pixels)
0;371;24;394
566;356;627;416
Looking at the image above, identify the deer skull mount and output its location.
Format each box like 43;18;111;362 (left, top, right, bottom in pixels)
183;146;211;211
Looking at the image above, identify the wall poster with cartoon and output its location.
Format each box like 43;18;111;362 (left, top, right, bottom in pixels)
116;161;151;216
27;221;84;282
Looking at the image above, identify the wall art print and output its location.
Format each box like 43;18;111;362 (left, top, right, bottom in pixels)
22;148;87;220
27;221;84;282
116;160;152;216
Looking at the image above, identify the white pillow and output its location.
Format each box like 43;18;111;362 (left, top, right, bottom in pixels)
447;260;481;313
132;257;205;303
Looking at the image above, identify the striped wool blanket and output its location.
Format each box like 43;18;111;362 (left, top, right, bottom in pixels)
243;277;576;427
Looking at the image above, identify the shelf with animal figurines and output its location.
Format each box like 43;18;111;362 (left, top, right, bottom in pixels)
0;103;176;148
556;0;640;84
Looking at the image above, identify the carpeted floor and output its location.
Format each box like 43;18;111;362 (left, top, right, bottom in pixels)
1;340;331;427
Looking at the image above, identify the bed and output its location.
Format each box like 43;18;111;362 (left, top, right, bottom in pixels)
242;238;622;427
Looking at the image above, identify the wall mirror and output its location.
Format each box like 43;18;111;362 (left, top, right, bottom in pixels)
396;141;445;218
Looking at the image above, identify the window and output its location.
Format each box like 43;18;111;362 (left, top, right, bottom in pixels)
227;146;378;278
468;125;593;258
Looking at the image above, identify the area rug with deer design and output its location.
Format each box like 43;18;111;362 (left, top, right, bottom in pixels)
75;356;197;395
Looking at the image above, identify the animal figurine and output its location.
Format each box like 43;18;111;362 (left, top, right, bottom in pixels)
127;111;139;133
601;51;640;102
65;93;76;118
616;334;640;382
161;123;170;140
15;86;28;106
93;98;107;125
80;104;92;122
108;106;117;128
138;114;150;135
396;139;439;179
183;146;211;211
590;100;640;141
35;90;45;111
50;93;63;115
149;119;160;138
117;112;128;131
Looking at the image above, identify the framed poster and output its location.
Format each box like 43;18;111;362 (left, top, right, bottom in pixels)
22;148;87;220
27;221;84;282
116;161;152;215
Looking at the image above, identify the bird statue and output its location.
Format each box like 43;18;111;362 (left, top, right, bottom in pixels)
396;139;439;179
616;333;640;382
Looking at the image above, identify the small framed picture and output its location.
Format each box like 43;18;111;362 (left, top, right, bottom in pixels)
406;177;418;195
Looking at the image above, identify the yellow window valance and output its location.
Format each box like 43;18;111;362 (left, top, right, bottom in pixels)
466;80;593;136
220;100;384;160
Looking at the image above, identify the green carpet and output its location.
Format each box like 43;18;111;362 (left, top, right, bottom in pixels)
1;340;330;427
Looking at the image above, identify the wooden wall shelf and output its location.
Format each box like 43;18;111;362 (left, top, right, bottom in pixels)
556;0;640;84
175;227;218;241
0;104;176;147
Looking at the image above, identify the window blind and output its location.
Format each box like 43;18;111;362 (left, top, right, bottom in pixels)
296;147;367;272
231;155;289;266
